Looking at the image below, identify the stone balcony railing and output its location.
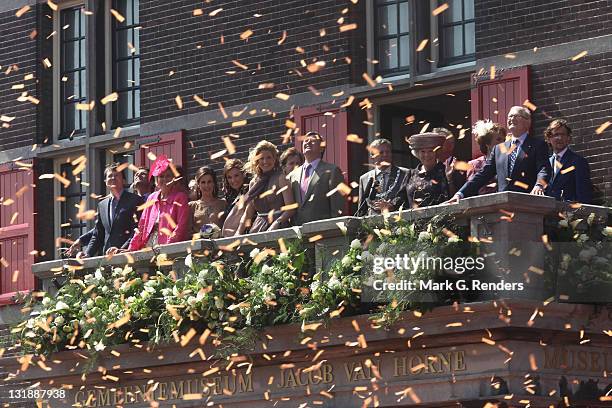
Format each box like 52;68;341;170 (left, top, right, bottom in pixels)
28;191;610;300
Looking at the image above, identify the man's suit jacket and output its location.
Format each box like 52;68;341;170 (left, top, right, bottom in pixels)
357;165;410;216
458;134;551;198
545;148;593;204
290;161;345;225
85;191;144;256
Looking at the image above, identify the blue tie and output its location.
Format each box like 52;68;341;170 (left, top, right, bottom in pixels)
508;139;520;175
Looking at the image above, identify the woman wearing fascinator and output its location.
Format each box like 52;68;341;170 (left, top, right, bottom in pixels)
467;120;507;195
128;155;191;251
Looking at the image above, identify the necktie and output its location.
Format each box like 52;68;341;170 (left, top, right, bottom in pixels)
508;139;520;175
300;164;312;200
551;154;560;181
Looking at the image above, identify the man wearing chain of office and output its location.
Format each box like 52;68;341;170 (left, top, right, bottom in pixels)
357;138;410;216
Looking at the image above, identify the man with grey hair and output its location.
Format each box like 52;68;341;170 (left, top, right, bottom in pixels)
357;138;409;215
448;106;551;202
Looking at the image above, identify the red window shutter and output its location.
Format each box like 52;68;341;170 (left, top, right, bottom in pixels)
135;131;185;168
470;66;530;158
0;160;36;304
293;107;349;177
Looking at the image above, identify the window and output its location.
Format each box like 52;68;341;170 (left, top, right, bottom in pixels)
375;0;411;76
60;6;88;138
371;0;475;77
57;161;87;251
112;0;141;125
53;0;140;141
438;0;475;66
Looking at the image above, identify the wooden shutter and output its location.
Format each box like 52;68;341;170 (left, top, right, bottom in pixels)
0;160;36;304
135;131;184;168
293;107;349;177
470;66;530;158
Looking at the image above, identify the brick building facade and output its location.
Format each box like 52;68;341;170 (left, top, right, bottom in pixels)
0;0;610;328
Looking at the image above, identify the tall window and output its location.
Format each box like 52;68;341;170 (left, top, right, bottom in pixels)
59;162;87;246
373;0;475;77
113;0;141;125
60;6;87;138
375;0;410;76
438;0;475;66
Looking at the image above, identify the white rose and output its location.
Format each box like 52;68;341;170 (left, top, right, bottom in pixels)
278;252;289;262
94;341;106;351
185;253;193;269
94;269;104;281
448;236;460;243
55;301;69;311
602;226;612;237
261;264;272;274
140;290;151;300
187;296;197;307
418;231;432;242
42;297;51;307
250;248;260;259
350;239;361;250
310;281;320;292
54;315;65;326
161;288;171;296
341;255;352;267
328;276;341;289
126;296;135;305
577;234;589;243
558;219;569;228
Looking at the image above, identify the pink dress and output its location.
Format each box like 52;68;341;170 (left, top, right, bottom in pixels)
128;190;190;251
467;156;497;195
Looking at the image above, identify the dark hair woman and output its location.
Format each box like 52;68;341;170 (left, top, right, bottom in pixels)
189;166;227;237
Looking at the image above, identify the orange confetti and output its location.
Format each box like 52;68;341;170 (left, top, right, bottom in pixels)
101;92;118;105
346;134;363;143
16;5;31;17
193;8;203;16
277;30;287;45
339;23;358;32
571;51;587;61
275;93;290;101
560;166;575;175
232;60;248;70
175;95;183;109
432;3;449;16
482;337;496;345
523;99;537;111
193;95;209;107
110;8;125;23
595;121;610;134
240;29;253;40
416;39;429;52
513;180;529;190
362;72;376;87
308;234;323;242
209;8;223;16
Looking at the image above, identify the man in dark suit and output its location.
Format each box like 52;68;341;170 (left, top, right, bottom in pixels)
448;106;551;202
82;164;144;257
289;131;345;225
544;119;593;203
357;138;409;216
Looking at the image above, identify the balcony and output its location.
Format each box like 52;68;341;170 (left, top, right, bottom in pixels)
1;192;611;407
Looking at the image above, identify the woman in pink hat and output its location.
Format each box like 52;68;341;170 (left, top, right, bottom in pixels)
128;155;191;251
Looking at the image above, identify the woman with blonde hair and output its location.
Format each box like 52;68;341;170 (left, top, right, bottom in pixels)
467;120;507;195
221;159;250;237
235;141;296;235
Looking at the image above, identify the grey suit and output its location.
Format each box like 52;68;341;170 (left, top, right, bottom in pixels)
289;161;345;225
